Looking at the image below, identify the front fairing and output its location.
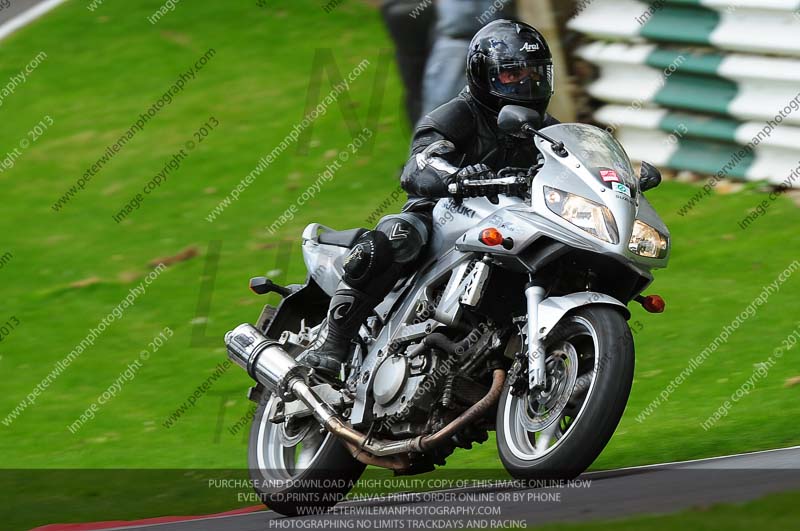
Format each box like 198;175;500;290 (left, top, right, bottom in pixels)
453;123;670;271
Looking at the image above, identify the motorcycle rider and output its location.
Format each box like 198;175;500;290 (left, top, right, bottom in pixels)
301;19;560;378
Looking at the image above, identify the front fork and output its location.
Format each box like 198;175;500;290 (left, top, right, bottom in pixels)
524;284;547;390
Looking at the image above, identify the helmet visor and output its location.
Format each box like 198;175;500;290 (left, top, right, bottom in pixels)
488;61;553;102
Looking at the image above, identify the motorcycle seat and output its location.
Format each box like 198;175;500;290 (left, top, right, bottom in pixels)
317;228;368;248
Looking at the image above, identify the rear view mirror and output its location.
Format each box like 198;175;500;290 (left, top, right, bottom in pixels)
640;161;662;192
498;105;543;138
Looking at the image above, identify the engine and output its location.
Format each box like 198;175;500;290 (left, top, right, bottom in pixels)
370;343;449;435
369;321;505;439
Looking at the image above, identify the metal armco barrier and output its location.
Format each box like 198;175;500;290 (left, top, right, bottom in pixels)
567;0;800;188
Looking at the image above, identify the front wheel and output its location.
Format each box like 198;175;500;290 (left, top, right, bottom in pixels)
496;306;634;479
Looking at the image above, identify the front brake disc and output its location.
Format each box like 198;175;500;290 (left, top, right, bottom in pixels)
517;341;579;433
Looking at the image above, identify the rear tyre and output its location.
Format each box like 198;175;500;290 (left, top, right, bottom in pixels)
248;394;365;516
496;306;634;479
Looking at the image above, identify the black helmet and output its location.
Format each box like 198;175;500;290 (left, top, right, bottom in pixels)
467;19;554;116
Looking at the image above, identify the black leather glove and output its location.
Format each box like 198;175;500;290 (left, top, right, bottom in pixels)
456;163;493;180
449;164;497;204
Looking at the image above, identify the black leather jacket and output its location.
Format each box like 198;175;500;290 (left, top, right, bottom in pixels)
400;88;560;209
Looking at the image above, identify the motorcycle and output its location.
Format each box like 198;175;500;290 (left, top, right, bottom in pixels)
224;105;670;516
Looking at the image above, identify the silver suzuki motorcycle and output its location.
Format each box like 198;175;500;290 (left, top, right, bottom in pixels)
225;106;670;516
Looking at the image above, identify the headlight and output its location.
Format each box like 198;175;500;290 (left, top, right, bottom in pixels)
544;187;619;244
629;220;669;258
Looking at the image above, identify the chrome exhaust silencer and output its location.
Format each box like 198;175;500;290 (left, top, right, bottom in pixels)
224;324;343;430
224;323;309;399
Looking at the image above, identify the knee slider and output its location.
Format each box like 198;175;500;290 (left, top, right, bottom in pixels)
375;215;427;264
342;230;393;287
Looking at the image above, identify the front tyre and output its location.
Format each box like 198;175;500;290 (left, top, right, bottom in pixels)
248;394;365;516
496;306;634;479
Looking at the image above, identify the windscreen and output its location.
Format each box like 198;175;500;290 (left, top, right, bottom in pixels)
541;123;638;193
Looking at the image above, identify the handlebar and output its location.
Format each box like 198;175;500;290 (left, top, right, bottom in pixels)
447;167;536;200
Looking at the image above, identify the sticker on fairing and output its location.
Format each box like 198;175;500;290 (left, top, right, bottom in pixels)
613;182;631;196
600;169;620;183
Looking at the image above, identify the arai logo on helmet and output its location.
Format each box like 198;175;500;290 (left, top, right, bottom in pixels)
520;42;540;52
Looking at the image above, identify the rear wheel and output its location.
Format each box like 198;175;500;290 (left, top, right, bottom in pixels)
248;394;365;516
496;306;634;479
